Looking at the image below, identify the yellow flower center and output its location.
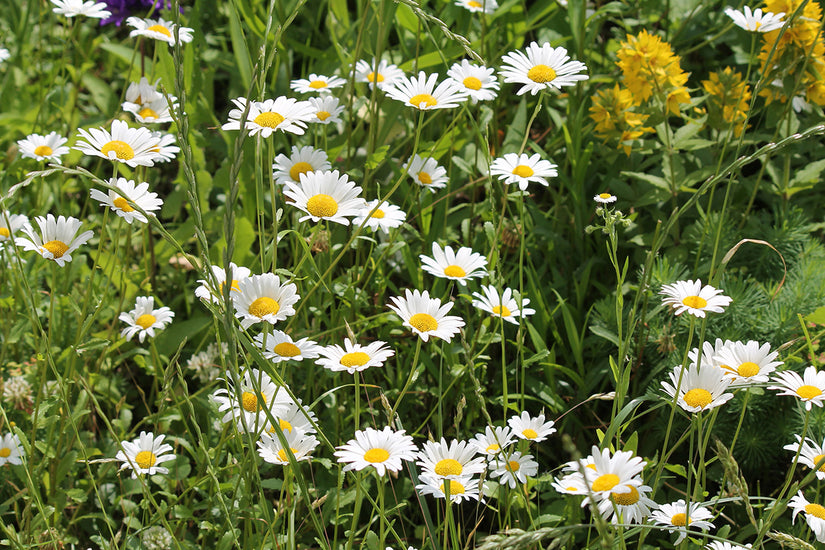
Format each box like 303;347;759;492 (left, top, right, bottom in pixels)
463;76;482;90
468;0;482;6
248;297;280;318
814;454;825;472
807;503;825;519
289;161;314;182
306;194;339;218
101;140;135;161
797;385;823;400
737;361;760;377
219;280;241;294
371;209;386;219
277;447;298;462
340;352;370;368
754;21;762;30
409;93;438;108
316;111;331;121
364;448;390;463
0;228;9;238
681;295;708;309
671;513;690;526
683;388;713;409
443;265;467;278
43;240;69;259
521;428;538;439
0;448;10;458
34;145;53;157
485;443;500;453
146;24;172;37
585;464;597;470
135;450;157;469
492;305;512;317
611;486;640;506
113;197;135;212
279;418;293;432
512;165;534;178
417;172;433;184
367;71;384;83
309;80;327;89
599;193;612;199
409;313;438;333
434;458;463;476
527;64;557;83
507;460;521;472
139;107;159;120
241;390;266;412
273;342;301;357
253;112;285;128
135;314;157;329
440;480;465;494
591;473;620;492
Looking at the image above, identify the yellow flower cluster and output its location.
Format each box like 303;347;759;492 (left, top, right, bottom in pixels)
702;68;752;137
589;84;654;155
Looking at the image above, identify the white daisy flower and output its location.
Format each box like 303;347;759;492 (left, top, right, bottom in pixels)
283;170;365;225
126;17;194;45
148;131;180;163
74;120;161;167
790;491;825;543
500;42;589;96
471;285;536;325
489;451;538;488
470;426;514;458
0;212;29;247
416;473;480;503
51;0;111;18
404;154;449;192
706;543;752;550
551;472;588;495
232;273;300;329
455;0;498;13
490;152;558;191
650;499;715;544
194;263;252;304
89;178;162;224
115;431;175;478
0;433;24;466
257;429;319;465
661;363;734;413
262;399;318;438
290;73;346;94
255;331;321;363
352;200;406;234
769;366;825;410
354;59;405;90
725;6;785;32
714;340;783;386
784;434;825;480
272;146;331;186
335;426;418;476
446;60;499;103
17;132;70;163
688;338;736;370
210;368;294;434
124;77;164;105
578;445;646;503
660;279;732;318
385;71;468;110
594;192;617;204
387;288;465;343
316;338;394;374
222;97;316;138
309;95;345;124
122;95;176;124
15;214;93;267
0;48;10;63
596;482;656;525
508;411;556;442
420;242;488;286
119;296;175;343
417;438;487;479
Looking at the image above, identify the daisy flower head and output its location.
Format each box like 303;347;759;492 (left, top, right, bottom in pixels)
257;429;319;465
500;42;589;96
596;482;656;525
353;200;406;234
115;431;175;479
309;95;345;125
489;451;538;488
705;542;752;550
126;17;193;45
255;331;321;363
0;212;29;247
124;77;163;105
387;288;465;343
650;499;715;544
17;132;70;163
222;97;316;138
122;95;176;124
714;340;783;386
15;214;93;267
51;0;111;18
417;473;480;502
446;60;499;103
489;153;558;191
790;491;825;543
508;411;556;442
272;146;331;186
769;366;825;410
74;120;161;167
211;368;294;434
661;363;734;413
579;445;646;503
194;262;252;304
385;71;468;110
283;170;365;225
262;398;318;438
455;0;498;13
688;338;736;370
0;48;9;63
470;425;514;458
594;192;617;204
725;6;785;32
471;285;536;325
354;59;404;90
232;273;300;329
89;178;162;224
551;472;588;495
335;427;418;476
783;435;825;480
148;131;180;163
0;433;24;466
420;242;488;286
404;154;449;192
290;73;346;94
418;438;487;479
119;296;174;343
660;279;732;318
315;338;395;374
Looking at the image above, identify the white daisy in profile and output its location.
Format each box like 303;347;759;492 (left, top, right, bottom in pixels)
126;17;194;45
352;200;406;234
90;178;163;224
309;96;345;124
354;59;404;90
51;0;111;18
211;368;293;433
650;500;715;544
500;42;589;96
597;482;656;525
661;363;734;413
74;120;161;167
490;153;558;191
0;433;24;466
660;279;732;318
316;338;394;374
404;154;448;192
148;131;180;163
508;411;556;442
725;6;785;32
232;273;300;329
784;434;825;480
119;296;175;343
578;445;646;503
470;426;514;458
420;242;488;286
790;490;825;543
455;0;498;13
417;438;487;479
489;451;538;488
222;97;316;138
15;214;93;267
387;289;465;343
471;285;536;324
257;429;319;465
194;262;252;304
417;473;480;503
290;73;346;94
17;132;70;163
263;399;318;437
385;71;468;110
0;212;29;247
255;331;321;363
446;60;499;103
283;170;365;225
594;192;617;204
123;95;176;124
124;77;163;105
272;146;331;186
769;366;825;410
115;431;175;478
335;426;418;476
551;472;588;495
714;340;783;386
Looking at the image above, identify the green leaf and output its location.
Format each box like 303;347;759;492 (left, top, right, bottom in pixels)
806;306;825;326
622;170;670;192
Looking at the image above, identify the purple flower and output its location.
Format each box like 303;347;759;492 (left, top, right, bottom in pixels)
99;0;173;26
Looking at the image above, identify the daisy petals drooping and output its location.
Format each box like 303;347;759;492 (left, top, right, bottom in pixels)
790;490;825;543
